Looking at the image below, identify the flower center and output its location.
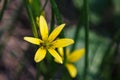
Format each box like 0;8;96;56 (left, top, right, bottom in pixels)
40;41;52;49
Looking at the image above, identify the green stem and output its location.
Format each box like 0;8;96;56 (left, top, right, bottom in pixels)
36;63;41;80
71;15;83;52
50;0;64;38
25;0;41;80
83;0;89;79
50;0;67;79
50;8;55;33
50;0;62;25
24;0;38;38
99;29;120;80
101;29;120;66
50;0;66;63
0;0;7;20
41;0;48;12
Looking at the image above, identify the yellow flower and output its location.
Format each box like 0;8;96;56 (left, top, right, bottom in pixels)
24;15;74;63
56;48;85;78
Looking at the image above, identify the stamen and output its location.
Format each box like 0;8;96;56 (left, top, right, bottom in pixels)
40;41;52;49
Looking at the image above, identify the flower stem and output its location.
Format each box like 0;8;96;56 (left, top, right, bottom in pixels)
50;0;67;78
83;0;89;79
50;0;64;38
102;29;120;65
24;0;38;38
25;0;42;80
0;0;7;20
50;0;62;25
41;0;48;12
71;15;83;52
36;63;41;80
50;8;55;33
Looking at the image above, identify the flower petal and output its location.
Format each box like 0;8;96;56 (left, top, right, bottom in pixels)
65;63;77;78
24;37;42;45
54;58;63;64
67;48;85;62
52;39;74;48
48;24;65;42
66;48;70;57
48;48;63;64
57;48;64;57
39;15;48;40
34;47;46;62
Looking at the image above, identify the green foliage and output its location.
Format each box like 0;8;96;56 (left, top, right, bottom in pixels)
66;27;111;80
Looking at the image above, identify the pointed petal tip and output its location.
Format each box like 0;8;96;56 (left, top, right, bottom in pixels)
34;56;44;63
68;48;85;62
34;48;46;63
57;56;63;64
23;36;27;40
66;63;77;78
40;15;46;21
59;60;63;64
54;58;63;64
23;37;30;41
23;37;33;40
72;39;74;44
48;49;63;64
34;55;42;63
57;59;63;64
39;14;48;40
48;23;66;42
23;37;42;45
68;39;74;44
68;39;74;45
40;15;44;18
34;59;41;63
52;39;74;48
59;24;65;29
61;23;65;26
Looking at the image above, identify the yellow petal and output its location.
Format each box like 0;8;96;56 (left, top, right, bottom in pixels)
34;47;46;62
57;48;64;57
54;58;63;64
67;48;85;63
66;48;70;57
65;63;77;78
24;37;42;45
52;39;74;48
39;15;48;40
48;24;65;42
57;48;70;58
48;48;63;64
